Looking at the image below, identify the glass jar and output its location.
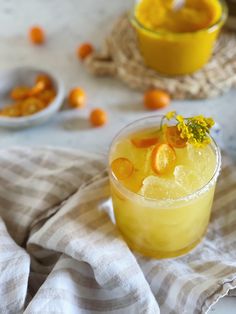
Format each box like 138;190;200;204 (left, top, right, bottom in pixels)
130;0;228;75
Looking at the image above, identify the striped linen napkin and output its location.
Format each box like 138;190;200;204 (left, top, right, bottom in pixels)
1;147;236;314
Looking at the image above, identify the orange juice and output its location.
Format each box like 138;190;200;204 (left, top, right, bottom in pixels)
109;116;221;258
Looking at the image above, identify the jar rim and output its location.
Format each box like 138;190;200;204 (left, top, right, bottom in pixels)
130;0;228;37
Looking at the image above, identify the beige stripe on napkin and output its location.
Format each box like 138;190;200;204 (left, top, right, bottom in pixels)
0;147;236;314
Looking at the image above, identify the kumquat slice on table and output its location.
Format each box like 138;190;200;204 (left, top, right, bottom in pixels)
20;98;46;116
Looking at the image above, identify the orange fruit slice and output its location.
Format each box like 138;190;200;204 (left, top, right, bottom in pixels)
38;89;56;105
0;103;22;117
20;97;45;116
165;126;187;148
10;86;30;100
111;158;134;180
151;143;176;175
30;75;52;96
29;82;45;96
131;137;159;148
36;74;52;88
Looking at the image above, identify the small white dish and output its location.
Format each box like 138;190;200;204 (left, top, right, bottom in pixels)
0;67;65;128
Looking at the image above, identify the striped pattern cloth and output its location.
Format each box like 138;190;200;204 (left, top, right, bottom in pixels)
1;147;236;314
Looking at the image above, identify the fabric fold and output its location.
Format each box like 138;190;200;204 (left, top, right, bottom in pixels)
0;147;236;314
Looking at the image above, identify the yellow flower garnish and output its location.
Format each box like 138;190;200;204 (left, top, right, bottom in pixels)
176;115;184;123
165;111;176;120
206;118;215;128
163;112;215;148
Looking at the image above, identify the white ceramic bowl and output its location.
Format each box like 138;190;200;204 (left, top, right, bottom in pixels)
0;67;65;128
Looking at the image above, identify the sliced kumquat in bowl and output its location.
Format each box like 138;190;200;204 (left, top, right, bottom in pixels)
36;74;52;88
165;126;187;148
77;43;94;60
30;74;53;96
0;68;64;127
0;103;22;117
1;74;57;119
20;97;45;116
30;82;45;96
10;86;31;100
38;89;56;104
131;137;159;148
111;158;134;180
151;143;176;175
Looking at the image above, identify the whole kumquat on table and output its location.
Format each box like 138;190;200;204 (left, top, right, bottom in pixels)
68;88;86;109
89;108;108;127
77;43;94;60
29;26;45;45
144;89;170;110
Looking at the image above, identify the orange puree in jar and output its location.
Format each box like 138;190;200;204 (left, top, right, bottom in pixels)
131;0;227;75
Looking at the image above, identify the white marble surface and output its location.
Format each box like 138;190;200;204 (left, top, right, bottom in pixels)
0;0;236;312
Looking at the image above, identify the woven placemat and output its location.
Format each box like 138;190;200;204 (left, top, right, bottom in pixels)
85;14;236;99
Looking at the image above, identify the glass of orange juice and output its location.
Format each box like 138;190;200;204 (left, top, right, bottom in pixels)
109;115;221;258
130;0;228;75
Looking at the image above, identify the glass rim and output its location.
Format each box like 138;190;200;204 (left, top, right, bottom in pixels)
108;115;222;206
130;0;228;37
